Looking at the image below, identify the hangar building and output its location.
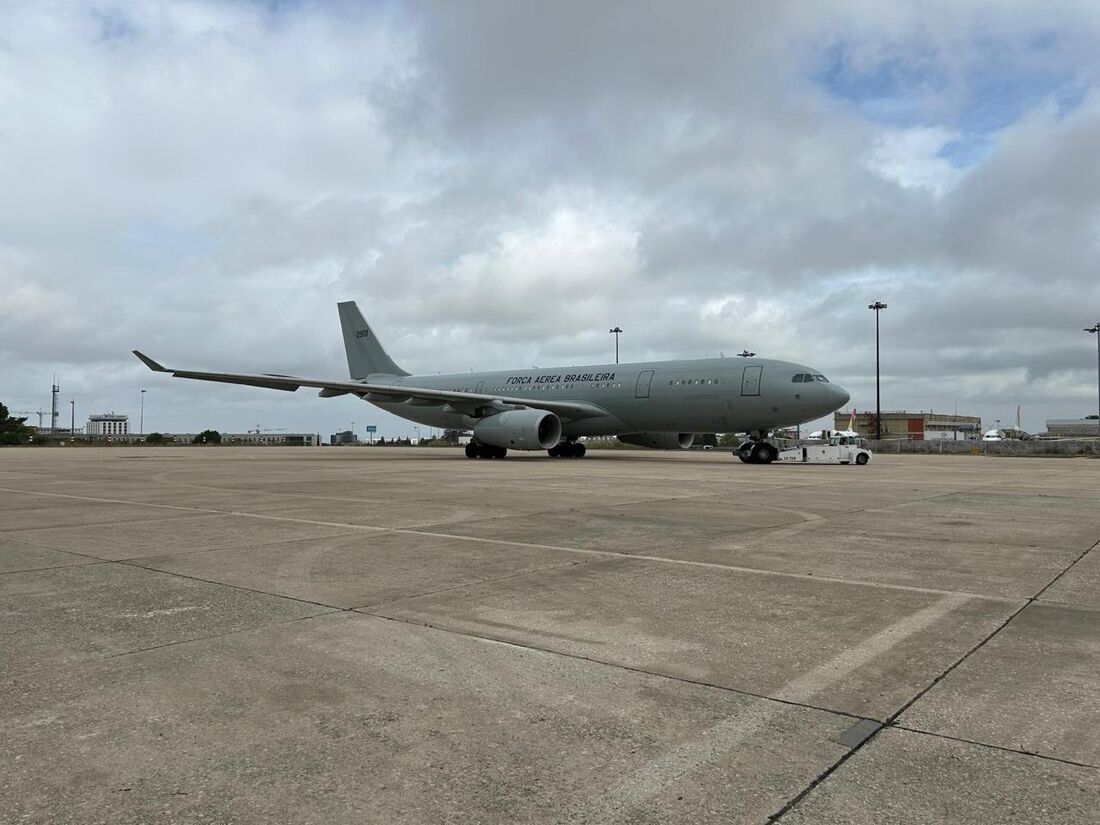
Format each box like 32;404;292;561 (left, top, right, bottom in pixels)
1045;418;1100;437
834;411;982;441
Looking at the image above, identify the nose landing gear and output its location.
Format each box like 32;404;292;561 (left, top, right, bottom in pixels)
735;440;779;464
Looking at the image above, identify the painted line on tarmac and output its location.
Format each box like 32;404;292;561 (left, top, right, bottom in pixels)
0;486;1019;604
565;593;970;824
394;526;1019;604
0;486;394;534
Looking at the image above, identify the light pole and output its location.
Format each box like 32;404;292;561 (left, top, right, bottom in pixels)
414;426;421;444
139;389;146;435
70;400;74;436
609;327;622;364
1086;323;1100;436
868;301;887;440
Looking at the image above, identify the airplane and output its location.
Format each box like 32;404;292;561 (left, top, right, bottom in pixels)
133;300;850;464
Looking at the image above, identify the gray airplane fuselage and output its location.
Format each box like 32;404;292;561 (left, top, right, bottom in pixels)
133;301;851;449
368;357;849;437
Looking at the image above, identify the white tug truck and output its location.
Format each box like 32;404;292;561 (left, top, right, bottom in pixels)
777;433;873;465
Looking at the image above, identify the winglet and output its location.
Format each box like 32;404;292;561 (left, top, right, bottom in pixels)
132;350;168;372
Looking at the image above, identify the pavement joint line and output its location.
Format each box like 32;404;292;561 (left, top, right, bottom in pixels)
115;558;348;612
354;607;874;725
91;610;341;664
554;593;972;823
765;596;1031;823
767;526;1100;823
0;559;113;576
889;724;1100;771
0;484;1025;604
1032;537;1100;601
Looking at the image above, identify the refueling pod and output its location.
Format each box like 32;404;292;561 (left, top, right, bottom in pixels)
617;432;695;450
474;410;562;450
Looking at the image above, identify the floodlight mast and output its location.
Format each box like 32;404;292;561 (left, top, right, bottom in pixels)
609;327;623;364
1087;323;1100;436
868;301;887;440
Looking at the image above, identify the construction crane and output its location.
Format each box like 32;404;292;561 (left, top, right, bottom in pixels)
10;410;46;428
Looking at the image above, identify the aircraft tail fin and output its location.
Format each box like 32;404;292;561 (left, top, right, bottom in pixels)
337;301;409;379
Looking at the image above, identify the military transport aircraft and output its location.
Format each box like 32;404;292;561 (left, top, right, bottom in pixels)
134;300;849;463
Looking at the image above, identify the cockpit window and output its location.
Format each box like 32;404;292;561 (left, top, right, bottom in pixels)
792;374;805;383
814;374;830;382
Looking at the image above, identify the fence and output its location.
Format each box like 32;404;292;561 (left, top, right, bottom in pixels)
865;439;1100;457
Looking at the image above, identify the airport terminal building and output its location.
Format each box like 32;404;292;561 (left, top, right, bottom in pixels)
834;411;982;441
1045;418;1100;437
85;413;129;436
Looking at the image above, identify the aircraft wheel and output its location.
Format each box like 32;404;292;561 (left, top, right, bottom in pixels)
855;452;869;465
737;453;751;464
573;443;586;458
465;442;479;459
492;446;508;459
477;444;495;459
548;445;563;458
751;443;777;464
737;442;756;463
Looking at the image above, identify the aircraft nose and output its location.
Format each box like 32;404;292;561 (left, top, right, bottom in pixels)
831;384;851;409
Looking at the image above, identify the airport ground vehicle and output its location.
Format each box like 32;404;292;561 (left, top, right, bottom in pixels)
775;434;872;465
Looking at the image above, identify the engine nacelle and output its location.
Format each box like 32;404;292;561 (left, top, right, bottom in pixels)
618;432;695;450
474;410;562;450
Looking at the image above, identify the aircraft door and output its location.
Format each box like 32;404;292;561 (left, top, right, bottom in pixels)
635;369;655;398
741;365;762;396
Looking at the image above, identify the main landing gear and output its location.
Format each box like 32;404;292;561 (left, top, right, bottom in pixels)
465;442;507;459
548;441;586;459
735;433;779;464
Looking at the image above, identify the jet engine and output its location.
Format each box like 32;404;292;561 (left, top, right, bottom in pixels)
474;410;562;450
617;432;695;450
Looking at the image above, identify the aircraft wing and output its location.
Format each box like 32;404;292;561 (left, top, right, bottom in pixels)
132;351;610;422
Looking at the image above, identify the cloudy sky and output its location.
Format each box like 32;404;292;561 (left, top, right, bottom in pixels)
3;0;1100;438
